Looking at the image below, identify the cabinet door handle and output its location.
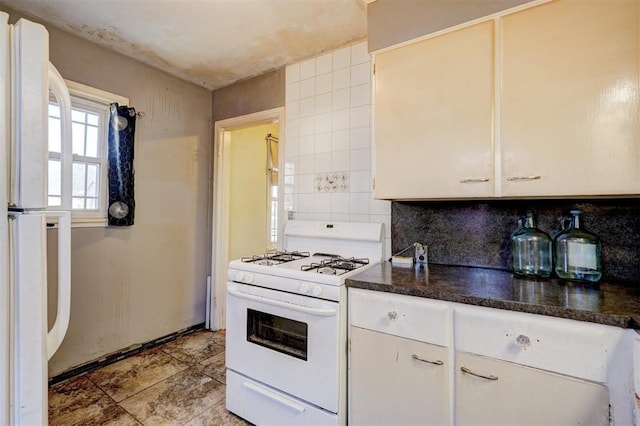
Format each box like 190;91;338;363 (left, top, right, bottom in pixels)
460;366;499;381
412;354;444;365
506;175;541;181
460;178;490;183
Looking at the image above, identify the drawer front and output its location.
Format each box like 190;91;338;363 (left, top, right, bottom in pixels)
348;288;450;346
454;304;623;382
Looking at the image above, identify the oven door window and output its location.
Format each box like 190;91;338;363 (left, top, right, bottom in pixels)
246;309;308;361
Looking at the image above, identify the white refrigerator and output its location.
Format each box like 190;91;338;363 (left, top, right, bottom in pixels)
1;12;72;425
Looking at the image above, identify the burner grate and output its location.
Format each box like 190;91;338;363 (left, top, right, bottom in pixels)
300;256;369;275
242;250;310;265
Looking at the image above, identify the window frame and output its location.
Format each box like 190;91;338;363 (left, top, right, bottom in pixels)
48;80;129;227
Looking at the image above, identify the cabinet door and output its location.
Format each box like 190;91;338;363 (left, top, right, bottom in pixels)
349;326;450;425
501;0;640;196
373;21;494;199
455;351;609;426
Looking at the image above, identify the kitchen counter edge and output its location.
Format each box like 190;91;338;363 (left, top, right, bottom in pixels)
345;263;640;330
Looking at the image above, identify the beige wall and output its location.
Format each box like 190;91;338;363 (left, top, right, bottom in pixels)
228;123;278;260
367;0;534;51
4;8;214;376
212;68;285;122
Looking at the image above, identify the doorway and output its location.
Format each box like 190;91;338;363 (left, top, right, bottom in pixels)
209;107;284;331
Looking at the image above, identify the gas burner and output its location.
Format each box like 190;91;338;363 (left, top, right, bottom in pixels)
300;256;370;275
241;250;310;265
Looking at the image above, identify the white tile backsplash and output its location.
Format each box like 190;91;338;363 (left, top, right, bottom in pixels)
333;47;351;70
351;42;371;65
316;53;333;75
315;73;332;95
332;109;350;131
351;62;371;86
286;63;300;83
333;68;350;90
299;97;315;118
285;82;300;102
285;41;390;252
332;88;350;111
350;127;370;150
300;78;316;99
300;58;316;80
315;112;332;134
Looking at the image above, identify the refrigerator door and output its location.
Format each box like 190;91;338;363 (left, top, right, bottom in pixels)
10;212;48;425
10;18;72;211
1;12;10;426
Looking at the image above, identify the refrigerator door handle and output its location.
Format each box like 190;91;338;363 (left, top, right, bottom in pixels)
48;62;72;211
46;210;71;359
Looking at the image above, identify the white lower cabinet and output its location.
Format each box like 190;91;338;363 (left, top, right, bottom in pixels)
455;351;609;426
349;326;450;425
348;288;635;425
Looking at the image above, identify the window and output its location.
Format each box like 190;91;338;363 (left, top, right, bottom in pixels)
47;81;129;227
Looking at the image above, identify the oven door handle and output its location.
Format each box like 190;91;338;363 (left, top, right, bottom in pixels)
227;287;337;317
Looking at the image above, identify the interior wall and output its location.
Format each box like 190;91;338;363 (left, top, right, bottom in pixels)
3;7;214;376
284;41;391;259
212;68;285;122
367;0;534;51
228;123;278;260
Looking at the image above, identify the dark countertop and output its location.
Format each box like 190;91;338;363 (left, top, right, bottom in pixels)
345;263;640;329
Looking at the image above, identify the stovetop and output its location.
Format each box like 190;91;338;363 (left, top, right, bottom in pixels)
240;251;370;276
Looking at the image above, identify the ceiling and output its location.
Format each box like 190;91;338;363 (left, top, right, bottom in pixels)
0;0;368;91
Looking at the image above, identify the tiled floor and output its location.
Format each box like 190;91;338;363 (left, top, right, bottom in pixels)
48;330;251;425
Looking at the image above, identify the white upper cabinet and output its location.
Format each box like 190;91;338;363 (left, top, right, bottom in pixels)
500;0;640;196
372;0;640;199
373;21;495;199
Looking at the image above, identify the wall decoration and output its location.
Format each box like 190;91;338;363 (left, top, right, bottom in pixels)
315;172;349;193
107;103;136;226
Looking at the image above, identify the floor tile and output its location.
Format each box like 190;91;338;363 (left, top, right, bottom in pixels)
48;376;139;426
87;347;188;402
185;399;251;426
160;330;225;364
197;351;226;384
119;368;226;425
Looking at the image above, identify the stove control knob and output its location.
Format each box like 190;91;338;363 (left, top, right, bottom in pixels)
236;272;245;282
299;283;309;294
245;273;254;284
312;286;323;297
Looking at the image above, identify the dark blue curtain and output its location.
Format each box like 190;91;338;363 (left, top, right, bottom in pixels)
107;103;136;226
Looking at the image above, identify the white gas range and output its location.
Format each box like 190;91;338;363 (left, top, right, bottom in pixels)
226;220;384;425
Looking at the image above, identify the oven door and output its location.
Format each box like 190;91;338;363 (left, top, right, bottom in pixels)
226;280;341;413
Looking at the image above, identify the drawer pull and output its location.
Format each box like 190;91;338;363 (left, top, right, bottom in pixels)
506;175;541;181
387;311;398;320
461;366;498;381
412;354;444;365
460;178;490;183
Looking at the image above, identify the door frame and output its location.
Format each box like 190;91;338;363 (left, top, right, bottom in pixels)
209;107;285;331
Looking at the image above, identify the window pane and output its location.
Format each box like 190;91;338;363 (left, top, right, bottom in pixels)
72;162;86;196
86;112;99;126
48;103;60;118
48;196;61;206
48;159;61;197
72;122;85;155
71;110;85;123
72;197;84;209
48;116;61;153
86;164;99;197
85;126;98;157
85;198;98;210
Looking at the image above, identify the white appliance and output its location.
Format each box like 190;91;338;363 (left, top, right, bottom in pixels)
1;12;72;425
226;220;383;425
